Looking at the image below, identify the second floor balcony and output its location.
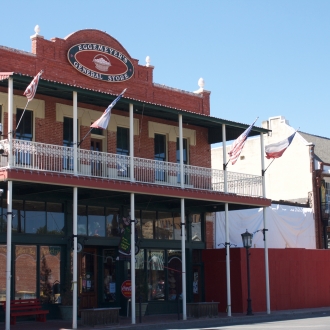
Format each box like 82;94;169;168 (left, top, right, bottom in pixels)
0;139;263;198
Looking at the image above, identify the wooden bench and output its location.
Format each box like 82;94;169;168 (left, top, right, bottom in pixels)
1;298;49;325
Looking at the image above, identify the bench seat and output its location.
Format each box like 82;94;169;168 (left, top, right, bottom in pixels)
1;298;49;325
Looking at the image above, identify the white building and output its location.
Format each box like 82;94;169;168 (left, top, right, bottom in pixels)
212;116;330;249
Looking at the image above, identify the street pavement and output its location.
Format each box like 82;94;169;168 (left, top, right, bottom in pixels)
0;307;330;330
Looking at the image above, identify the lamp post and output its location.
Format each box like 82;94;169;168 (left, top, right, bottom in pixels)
241;229;253;315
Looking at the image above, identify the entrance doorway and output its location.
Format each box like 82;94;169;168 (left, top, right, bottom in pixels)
91;139;103;176
79;247;97;309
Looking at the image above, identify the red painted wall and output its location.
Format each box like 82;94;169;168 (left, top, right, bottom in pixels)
203;248;330;313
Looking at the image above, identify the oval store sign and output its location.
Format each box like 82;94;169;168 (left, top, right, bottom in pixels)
121;280;132;299
67;43;134;82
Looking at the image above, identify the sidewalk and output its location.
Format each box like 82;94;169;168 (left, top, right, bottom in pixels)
0;307;330;330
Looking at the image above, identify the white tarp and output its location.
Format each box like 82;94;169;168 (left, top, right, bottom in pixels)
216;204;316;249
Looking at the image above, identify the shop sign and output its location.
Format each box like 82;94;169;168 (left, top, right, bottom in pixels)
121;280;132;298
67;43;134;82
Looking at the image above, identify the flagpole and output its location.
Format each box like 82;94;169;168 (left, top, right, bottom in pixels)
77;127;93;147
16;70;43;136
80;88;127;147
15;100;30;134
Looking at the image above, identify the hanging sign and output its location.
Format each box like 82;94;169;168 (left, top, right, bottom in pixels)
67;43;134;82
119;226;131;255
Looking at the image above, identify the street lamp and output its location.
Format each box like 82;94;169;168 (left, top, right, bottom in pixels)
241;229;253;315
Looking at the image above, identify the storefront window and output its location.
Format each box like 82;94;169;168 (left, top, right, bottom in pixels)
106;208;119;237
103;249;116;302
0;245;6;301
39;246;61;304
11;200;22;232
78;205;87;235
167;250;182;301
88;206;105;237
25;201;46;234
15;245;37;299
142;210;155;239
173;213;186;240
147;250;165;301
190;213;202;241
135;249;147;301
46;203;64;235
135;210;142;240
155;212;172;240
0;199;6;233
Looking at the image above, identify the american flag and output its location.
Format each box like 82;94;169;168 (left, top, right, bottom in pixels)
228;119;257;165
90;88;127;130
23;70;43;102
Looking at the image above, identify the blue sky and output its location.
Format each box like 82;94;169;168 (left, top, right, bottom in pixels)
1;0;330;139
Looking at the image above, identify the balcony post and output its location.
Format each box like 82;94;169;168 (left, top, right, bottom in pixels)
8;76;13;167
179;114;184;189
5;77;13;330
5;181;12;330
72;187;78;329
222;123;232;317
130;193;136;324
73;91;78;175
129;103;134;182
181;198;187;320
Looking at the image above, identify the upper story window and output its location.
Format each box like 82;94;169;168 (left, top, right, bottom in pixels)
91;126;103;136
16;109;33;141
154;134;167;181
155;134;166;162
176;138;188;165
63;117;74;147
117;127;129;155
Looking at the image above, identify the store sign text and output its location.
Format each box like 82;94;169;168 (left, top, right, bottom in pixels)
67;43;134;82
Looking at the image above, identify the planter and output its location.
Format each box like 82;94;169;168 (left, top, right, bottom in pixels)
135;302;148;316
58;305;73;320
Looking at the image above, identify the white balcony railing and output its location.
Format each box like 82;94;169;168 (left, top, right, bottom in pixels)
0;139;263;197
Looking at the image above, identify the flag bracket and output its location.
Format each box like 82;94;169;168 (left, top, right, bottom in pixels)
262;159;275;176
254;228;268;241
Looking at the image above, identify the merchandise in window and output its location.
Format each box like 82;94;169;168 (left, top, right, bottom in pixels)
147;250;165;301
167;250;182;301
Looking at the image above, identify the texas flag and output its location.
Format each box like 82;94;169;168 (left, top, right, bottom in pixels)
265;131;296;159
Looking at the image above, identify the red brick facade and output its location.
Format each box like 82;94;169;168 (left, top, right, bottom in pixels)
0;29;211;167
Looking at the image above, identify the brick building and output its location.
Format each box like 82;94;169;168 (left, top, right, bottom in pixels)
0;27;270;322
